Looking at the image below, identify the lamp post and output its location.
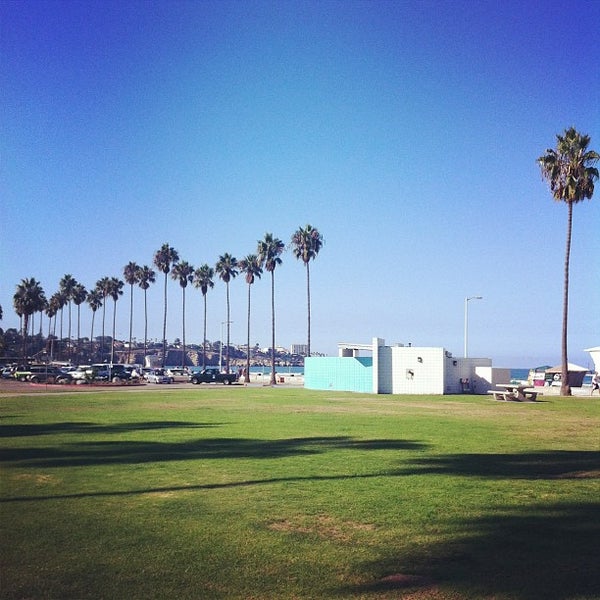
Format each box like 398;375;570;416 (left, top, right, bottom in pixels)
464;296;483;358
219;321;233;372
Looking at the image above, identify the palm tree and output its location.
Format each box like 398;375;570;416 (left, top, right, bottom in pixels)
239;254;262;383
171;260;194;369
291;224;324;358
95;276;112;360
13;278;45;361
59;274;77;358
136;265;156;368
215;253;238;373
86;289;103;360
71;283;87;357
107;277;124;367
123;261;140;364
154;243;179;368
538;127;599;396
257;233;285;385
193;264;214;369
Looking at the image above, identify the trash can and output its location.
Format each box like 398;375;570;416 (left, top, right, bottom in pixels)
460;378;470;393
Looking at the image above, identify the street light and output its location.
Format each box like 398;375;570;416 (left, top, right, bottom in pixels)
464;296;483;358
219;321;233;371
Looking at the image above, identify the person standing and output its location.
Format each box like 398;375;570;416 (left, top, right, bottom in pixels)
591;372;600;395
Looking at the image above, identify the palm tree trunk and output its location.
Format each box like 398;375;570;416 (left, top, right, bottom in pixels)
22;314;29;361
182;288;186;369
226;282;230;374
202;296;207;370
90;311;95;362
101;302;106;361
128;284;134;364
143;289;148;368
111;300;117;367
306;262;311;358
52;313;57;360
246;283;251;384
162;273;168;368
59;307;64;361
561;202;573;396
76;305;81;359
67;302;72;361
270;271;276;386
47;315;52;360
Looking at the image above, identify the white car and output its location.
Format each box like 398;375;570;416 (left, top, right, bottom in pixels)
70;366;92;382
145;369;174;384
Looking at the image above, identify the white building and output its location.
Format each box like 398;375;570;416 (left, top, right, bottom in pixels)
305;337;508;395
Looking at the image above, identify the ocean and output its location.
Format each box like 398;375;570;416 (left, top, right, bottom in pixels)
510;368;530;381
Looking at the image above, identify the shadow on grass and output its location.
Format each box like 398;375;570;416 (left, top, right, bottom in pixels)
395;450;600;479
342;502;600;600
0;436;427;468
0;421;221;438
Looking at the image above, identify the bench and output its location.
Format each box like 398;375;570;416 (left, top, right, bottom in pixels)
488;389;542;402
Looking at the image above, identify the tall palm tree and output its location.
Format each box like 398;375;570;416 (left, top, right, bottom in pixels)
538;127;599;396
171;260;194;369
86;288;103;360
291;224;324;358
59;274;77;358
215;253;238;373
136;265;156;368
154;243;179;368
13;278;45;361
257;233;285;385
107;277;124;367
123;261;140;364
71;283;87;357
238;254;262;383
193;264;214;369
95;277;112;360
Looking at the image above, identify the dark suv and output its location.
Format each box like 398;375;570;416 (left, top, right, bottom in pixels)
28;366;73;384
88;364;132;383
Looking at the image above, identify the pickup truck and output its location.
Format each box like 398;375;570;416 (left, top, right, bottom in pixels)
189;368;237;385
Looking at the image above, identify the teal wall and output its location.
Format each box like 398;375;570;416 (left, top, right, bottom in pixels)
304;356;373;393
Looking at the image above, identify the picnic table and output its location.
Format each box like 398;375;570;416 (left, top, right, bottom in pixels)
488;384;540;402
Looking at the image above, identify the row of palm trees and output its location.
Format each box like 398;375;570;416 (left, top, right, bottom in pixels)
11;226;324;385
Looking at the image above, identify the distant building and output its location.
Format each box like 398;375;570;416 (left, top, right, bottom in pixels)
305;337;507;395
585;346;600;372
290;344;308;356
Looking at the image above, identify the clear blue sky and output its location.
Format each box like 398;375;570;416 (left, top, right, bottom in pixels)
2;0;599;368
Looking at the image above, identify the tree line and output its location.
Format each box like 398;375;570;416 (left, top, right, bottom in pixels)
7;226;324;386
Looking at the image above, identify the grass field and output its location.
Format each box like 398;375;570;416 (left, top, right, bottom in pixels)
1;386;599;599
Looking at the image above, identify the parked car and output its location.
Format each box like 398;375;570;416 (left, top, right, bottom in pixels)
166;367;190;383
28;366;73;384
189;367;237;385
12;366;33;381
145;369;173;384
70;366;92;383
87;364;132;383
1;367;15;379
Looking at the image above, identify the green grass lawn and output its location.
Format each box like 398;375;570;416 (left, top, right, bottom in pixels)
1;387;599;599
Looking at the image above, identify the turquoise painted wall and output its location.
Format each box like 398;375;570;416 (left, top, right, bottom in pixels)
304;356;373;393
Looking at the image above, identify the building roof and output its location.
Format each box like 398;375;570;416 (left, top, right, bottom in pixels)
545;363;588;373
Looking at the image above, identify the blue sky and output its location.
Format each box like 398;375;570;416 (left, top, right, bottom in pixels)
2;0;599;368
